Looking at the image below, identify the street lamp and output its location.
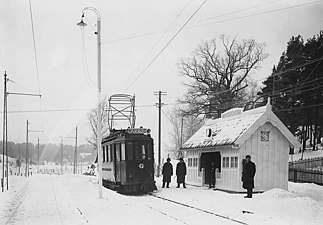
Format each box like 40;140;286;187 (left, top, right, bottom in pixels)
77;7;103;199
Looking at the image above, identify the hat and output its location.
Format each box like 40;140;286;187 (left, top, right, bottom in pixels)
245;155;251;159
166;158;171;161
179;158;183;161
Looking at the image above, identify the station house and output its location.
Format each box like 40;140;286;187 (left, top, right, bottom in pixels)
180;98;300;192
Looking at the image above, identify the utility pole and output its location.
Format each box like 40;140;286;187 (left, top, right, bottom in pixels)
37;138;40;173
60;126;78;174
61;139;63;175
2;71;8;192
25;120;29;177
154;91;166;177
18;144;21;175
272;74;275;110
2;71;41;190
74;126;78;174
26;120;43;177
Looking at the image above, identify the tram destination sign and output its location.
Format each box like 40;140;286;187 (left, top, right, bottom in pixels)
126;127;150;134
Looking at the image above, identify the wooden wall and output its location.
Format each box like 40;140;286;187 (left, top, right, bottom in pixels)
239;122;289;191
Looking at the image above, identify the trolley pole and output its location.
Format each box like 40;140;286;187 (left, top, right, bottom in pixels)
154;91;166;177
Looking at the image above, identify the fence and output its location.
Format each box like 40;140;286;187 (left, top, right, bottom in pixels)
289;157;323;185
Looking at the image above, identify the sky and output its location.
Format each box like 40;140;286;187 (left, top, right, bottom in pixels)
0;0;322;152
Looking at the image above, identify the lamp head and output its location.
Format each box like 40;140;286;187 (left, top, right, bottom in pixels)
77;14;87;27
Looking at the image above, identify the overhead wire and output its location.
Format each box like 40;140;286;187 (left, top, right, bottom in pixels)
120;0;193;91
80;28;97;89
124;0;208;92
106;0;323;44
28;0;44;132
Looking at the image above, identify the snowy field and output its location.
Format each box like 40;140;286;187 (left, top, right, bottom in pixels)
0;174;323;225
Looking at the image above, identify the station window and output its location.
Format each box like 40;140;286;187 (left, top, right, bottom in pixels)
188;158;192;167
116;143;120;161
222;157;230;168
193;158;198;167
230;157;238;168
127;142;133;160
121;143;126;161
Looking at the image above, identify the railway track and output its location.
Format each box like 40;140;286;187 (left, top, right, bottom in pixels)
148;193;248;225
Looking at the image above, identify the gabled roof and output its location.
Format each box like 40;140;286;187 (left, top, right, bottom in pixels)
181;99;300;150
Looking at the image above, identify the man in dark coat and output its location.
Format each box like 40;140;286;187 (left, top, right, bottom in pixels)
162;158;173;188
242;155;256;198
209;162;216;188
176;158;187;188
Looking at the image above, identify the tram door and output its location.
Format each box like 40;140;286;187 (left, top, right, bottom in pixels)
200;152;221;185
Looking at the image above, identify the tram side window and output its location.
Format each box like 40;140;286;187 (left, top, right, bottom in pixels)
121;143;126;161
102;146;105;162
110;144;114;162
116;143;120;161
106;145;109;162
127;142;133;160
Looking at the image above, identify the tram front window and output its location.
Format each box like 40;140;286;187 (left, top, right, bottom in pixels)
134;142;146;160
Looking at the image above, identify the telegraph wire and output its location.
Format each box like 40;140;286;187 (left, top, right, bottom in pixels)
124;0;208;91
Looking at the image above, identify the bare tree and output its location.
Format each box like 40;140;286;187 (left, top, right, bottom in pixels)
166;106;204;159
87;96;110;149
179;35;268;118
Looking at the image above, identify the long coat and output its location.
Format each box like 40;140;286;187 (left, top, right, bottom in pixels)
176;161;187;183
162;161;173;182
242;161;256;189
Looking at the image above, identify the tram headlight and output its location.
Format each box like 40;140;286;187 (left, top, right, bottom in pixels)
138;163;145;169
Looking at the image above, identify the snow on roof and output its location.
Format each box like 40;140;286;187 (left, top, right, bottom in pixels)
181;106;266;149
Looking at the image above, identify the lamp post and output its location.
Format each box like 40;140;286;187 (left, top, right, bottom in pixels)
77;7;103;199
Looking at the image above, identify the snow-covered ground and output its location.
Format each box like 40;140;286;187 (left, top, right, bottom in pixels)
0;174;322;225
289;149;323;161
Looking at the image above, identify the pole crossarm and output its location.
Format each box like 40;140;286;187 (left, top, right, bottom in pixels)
29;130;44;133
7;92;41;97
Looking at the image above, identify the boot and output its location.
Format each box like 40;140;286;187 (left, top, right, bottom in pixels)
183;183;186;188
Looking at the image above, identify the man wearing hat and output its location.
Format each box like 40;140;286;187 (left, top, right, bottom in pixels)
162;158;173;188
176;158;187;188
242;155;256;198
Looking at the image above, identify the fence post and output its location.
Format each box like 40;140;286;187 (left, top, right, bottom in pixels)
294;169;297;182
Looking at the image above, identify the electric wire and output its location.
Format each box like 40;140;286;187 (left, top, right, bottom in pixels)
124;0;208;92
106;0;323;44
120;0;193;91
28;0;44;132
80;28;97;89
